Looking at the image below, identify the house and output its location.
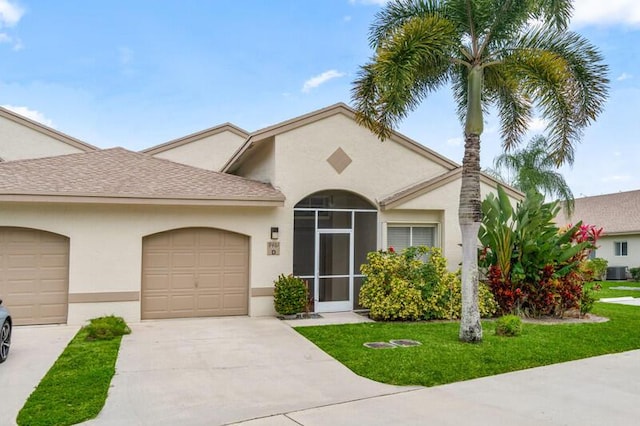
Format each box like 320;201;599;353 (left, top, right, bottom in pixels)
0;106;97;161
558;190;640;277
0;103;521;325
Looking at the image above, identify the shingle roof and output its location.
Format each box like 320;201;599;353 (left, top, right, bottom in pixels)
0;147;284;205
558;190;640;235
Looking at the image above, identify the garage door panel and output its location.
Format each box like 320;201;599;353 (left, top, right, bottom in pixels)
39;268;68;280
224;233;246;247
7;253;38;268
144;274;170;290
0;227;69;326
197;273;221;289
144;252;171;268
196;294;221;311
224;252;247;267
172;252;197;267
223;272;247;288
198;232;223;247
145;233;171;248
143;295;169;313
222;293;247;312
171;232;197;247
170;294;196;311
142;228;248;319
198;252;222;267
41;253;68;268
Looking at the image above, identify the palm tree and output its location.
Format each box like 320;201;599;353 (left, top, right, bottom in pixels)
491;135;575;215
351;0;608;342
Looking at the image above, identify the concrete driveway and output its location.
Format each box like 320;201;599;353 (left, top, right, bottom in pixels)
5;317;640;426
0;324;79;426
85;316;412;426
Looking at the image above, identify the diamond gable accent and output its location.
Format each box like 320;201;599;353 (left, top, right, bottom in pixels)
326;147;352;174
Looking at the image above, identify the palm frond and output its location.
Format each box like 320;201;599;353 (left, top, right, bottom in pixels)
368;0;444;48
484;63;532;150
352;14;459;139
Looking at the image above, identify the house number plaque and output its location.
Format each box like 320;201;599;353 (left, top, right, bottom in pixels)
267;241;280;256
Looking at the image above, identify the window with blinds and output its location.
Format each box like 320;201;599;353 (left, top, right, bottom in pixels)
387;225;436;251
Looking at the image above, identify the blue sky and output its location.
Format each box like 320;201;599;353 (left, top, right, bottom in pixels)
0;0;638;198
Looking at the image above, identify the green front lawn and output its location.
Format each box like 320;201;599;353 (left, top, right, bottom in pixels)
295;287;640;387
17;317;128;426
588;280;640;299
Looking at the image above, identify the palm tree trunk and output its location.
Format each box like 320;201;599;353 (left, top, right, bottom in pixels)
459;132;483;342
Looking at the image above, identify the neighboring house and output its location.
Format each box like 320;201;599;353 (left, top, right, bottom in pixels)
0;103;521;325
558;190;640;273
0;106;97;160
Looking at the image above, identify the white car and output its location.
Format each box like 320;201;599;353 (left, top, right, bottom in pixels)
0;299;11;363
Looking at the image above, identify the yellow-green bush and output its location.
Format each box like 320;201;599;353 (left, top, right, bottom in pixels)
359;247;496;321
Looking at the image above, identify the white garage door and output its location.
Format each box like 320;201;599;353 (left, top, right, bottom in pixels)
0;227;69;325
141;228;249;319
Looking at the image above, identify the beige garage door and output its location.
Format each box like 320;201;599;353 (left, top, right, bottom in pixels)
142;228;249;319
0;227;69;325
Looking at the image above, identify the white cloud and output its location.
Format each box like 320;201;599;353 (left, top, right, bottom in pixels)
2;105;54;127
0;31;21;50
302;70;345;93
343;15;352;22
0;0;24;27
573;0;640;27
617;72;633;81
528;117;547;132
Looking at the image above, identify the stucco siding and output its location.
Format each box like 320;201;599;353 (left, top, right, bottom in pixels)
152;131;246;171
0;115;86;161
0;202;288;324
272;113;451;205
235;138;276;184
594;234;640;269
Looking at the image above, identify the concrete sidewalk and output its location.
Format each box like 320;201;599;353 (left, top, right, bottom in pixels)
234;350;640;426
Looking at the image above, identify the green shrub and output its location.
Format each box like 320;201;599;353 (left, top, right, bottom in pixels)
495;315;522;337
82;315;131;341
630;267;640;282
480;187;599;317
421;248;497;319
359;247;496;321
580;283;601;315
359;248;426;320
581;258;608;281
273;274;308;315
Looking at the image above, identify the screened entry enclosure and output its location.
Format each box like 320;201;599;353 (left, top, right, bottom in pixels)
293;190;377;312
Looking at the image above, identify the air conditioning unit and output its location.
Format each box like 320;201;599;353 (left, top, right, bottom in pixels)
606;266;628;280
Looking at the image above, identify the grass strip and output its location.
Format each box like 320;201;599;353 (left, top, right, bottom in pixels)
296;283;640;387
17;321;125;426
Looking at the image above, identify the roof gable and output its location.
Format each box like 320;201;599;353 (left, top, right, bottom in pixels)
0;148;284;206
141;122;249;155
379;168;523;210
0;106;97;153
222;103;460;173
